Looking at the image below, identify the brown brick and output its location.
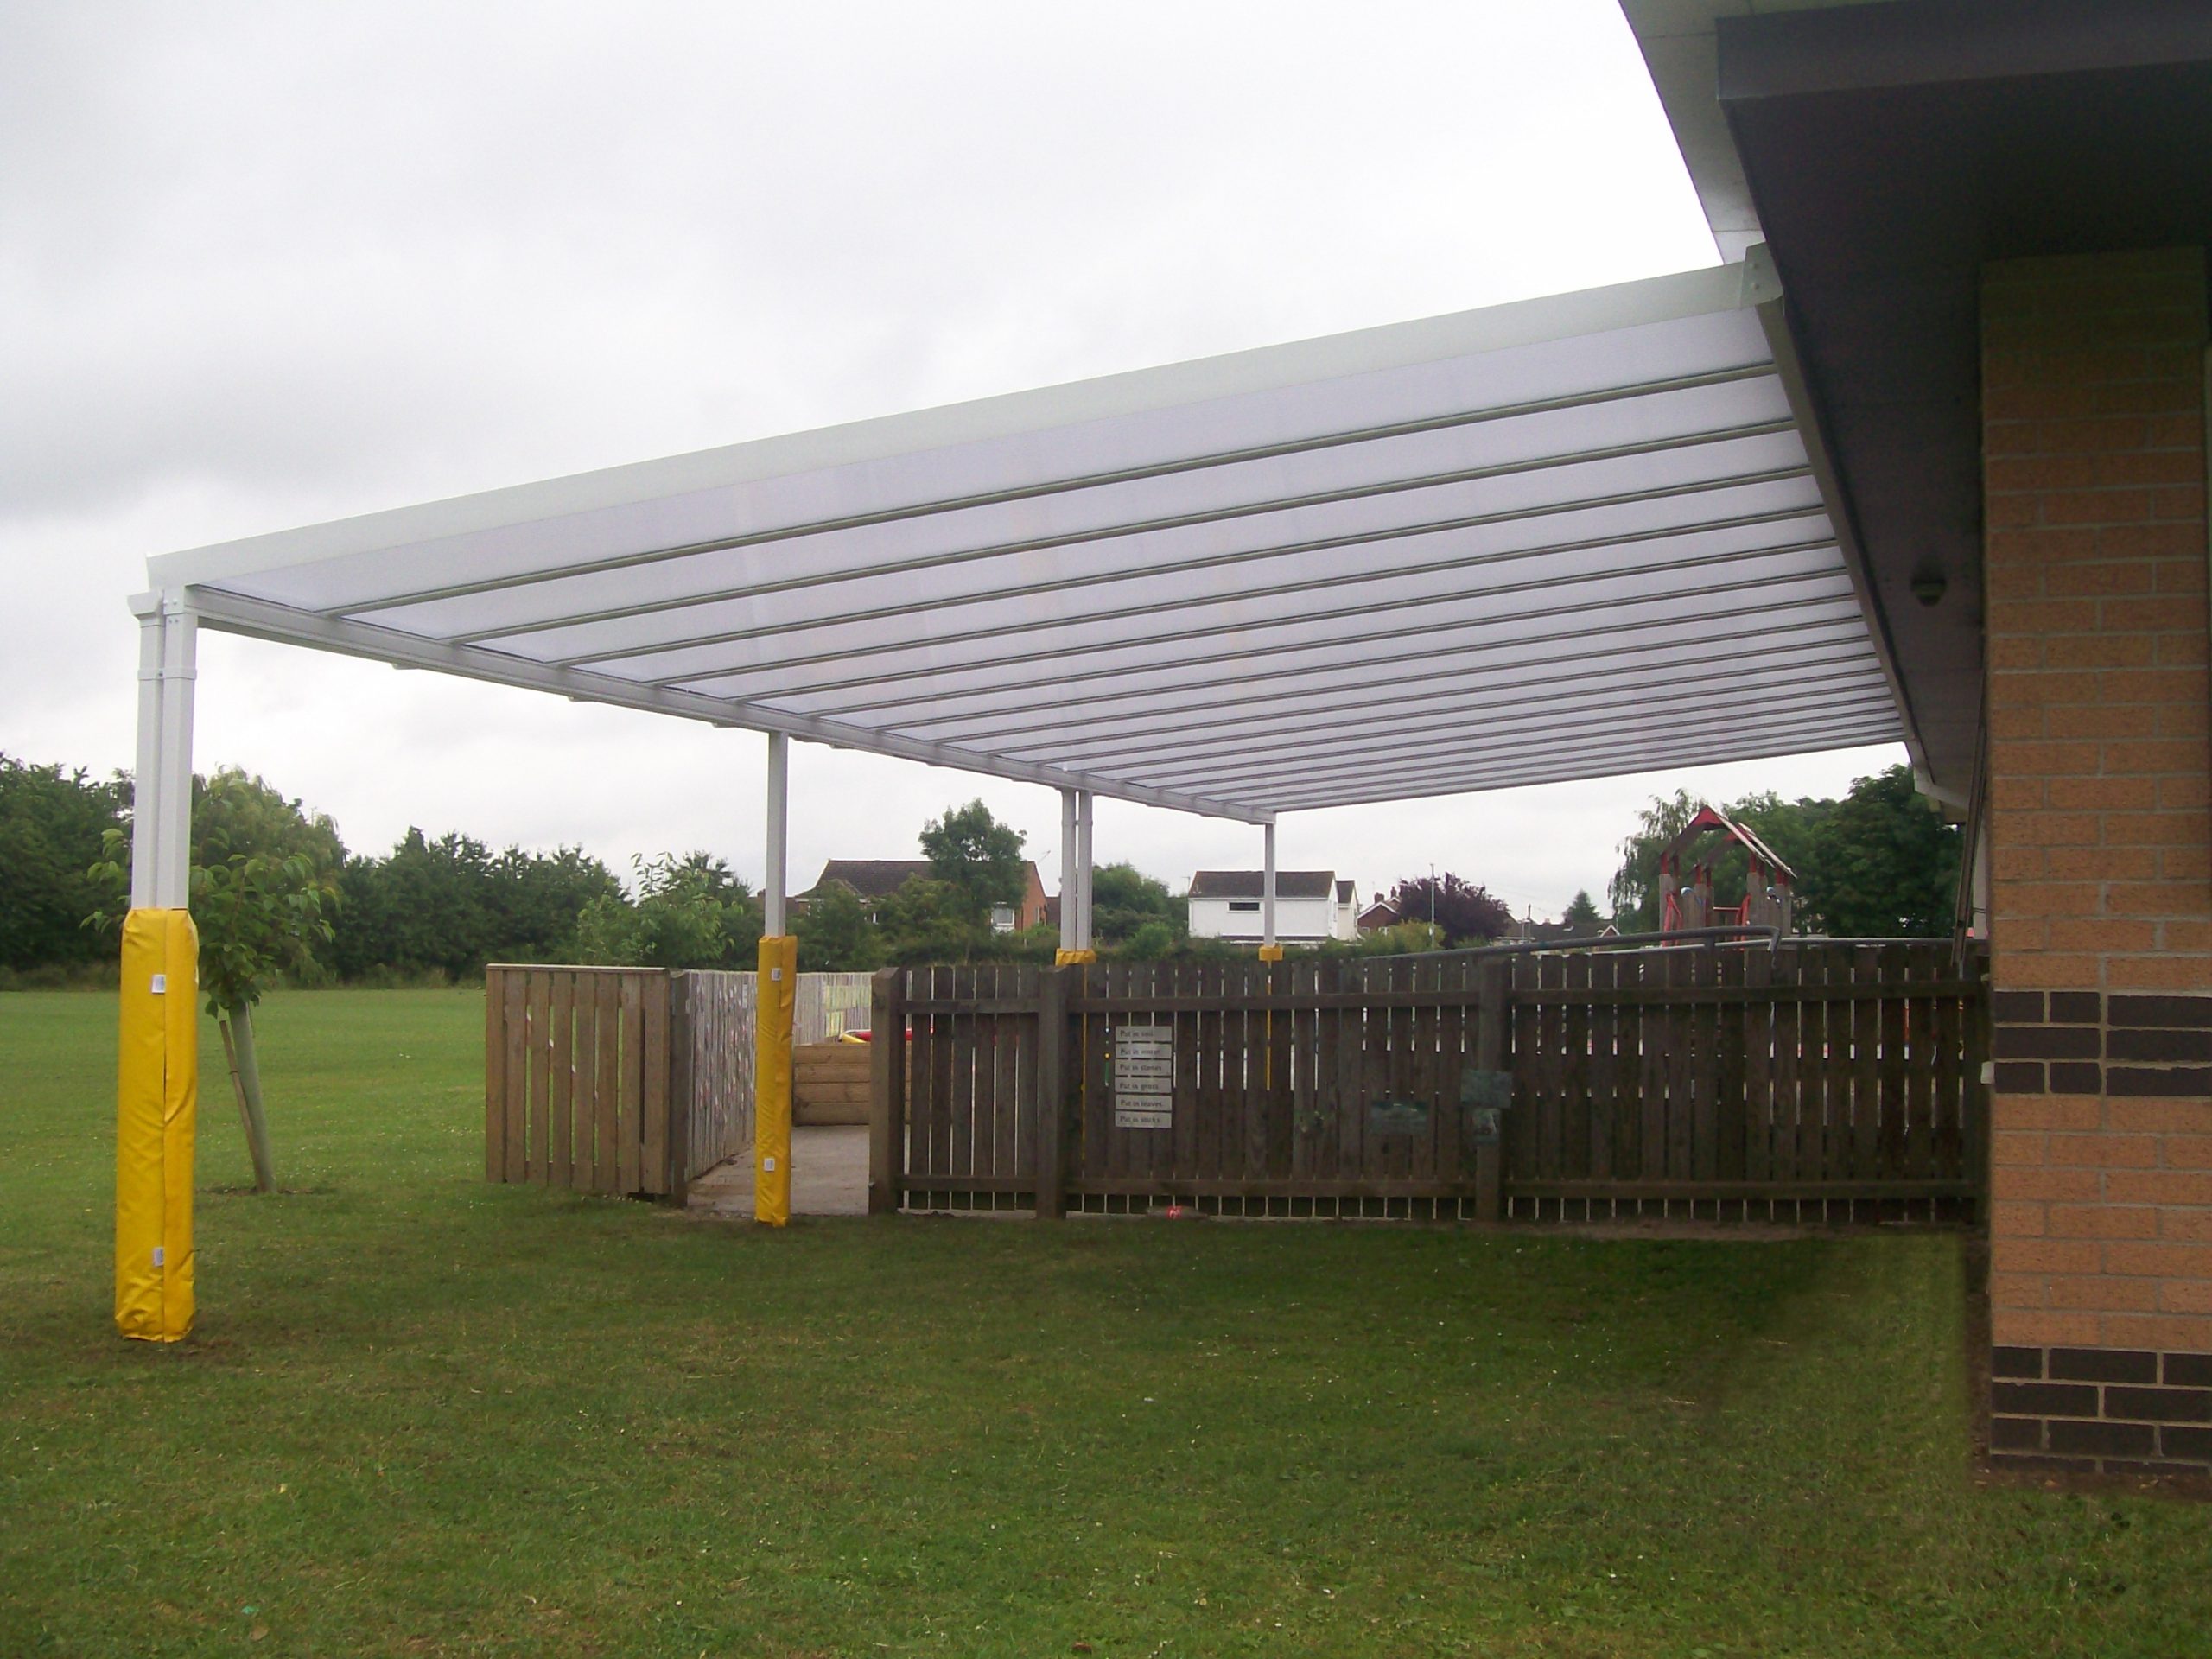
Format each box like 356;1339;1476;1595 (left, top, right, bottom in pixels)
2165;1354;2212;1387
2106;1170;2212;1205
1990;1415;2045;1452
2047;1274;2160;1313
1993;1167;2103;1205
2041;558;2160;597
2047;1132;2158;1168
1993;1311;2103;1347
2104;1313;2212;1352
2049;920;2159;953
1991;1201;2048;1238
1993;1345;2046;1378
2045;633;2159;670
2044;703;2150;739
2101;1241;2212;1279
2110;1101;2212;1135
1994;1234;2104;1272
2162;1135;2212;1168
2047;1204;2159;1239
2106;957;2212;991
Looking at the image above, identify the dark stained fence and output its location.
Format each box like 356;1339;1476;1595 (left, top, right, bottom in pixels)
872;943;1989;1224
1503;941;1986;1223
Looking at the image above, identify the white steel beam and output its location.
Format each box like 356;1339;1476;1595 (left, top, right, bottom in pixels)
173;588;1271;824
1262;824;1277;950
764;732;789;936
1076;793;1095;952
1058;789;1079;954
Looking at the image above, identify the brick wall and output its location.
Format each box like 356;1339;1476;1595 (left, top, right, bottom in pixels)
1981;246;2211;1473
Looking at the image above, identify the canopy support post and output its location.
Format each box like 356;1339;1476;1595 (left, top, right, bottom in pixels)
1056;788;1086;963
117;594;200;1343
755;731;795;1226
1077;791;1095;955
1259;822;1282;962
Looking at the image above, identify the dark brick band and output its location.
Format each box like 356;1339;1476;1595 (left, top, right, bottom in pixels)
1990;989;2212;1096
1990;1345;2212;1476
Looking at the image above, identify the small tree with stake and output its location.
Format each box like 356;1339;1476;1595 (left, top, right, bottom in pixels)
92;770;341;1193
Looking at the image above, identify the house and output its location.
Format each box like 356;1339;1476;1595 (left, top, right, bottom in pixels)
1187;871;1357;945
800;859;1050;932
1356;892;1403;934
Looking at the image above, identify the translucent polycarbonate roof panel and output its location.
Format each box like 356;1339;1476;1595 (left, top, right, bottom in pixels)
145;258;1908;822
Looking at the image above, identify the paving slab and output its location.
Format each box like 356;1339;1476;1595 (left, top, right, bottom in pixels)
688;1125;868;1218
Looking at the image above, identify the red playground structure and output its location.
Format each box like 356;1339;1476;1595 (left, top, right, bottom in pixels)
1657;806;1797;935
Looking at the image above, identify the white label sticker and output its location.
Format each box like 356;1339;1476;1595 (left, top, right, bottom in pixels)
149;974;167;995
762;1156;777;1172
151;1246;165;1268
771;967;784;982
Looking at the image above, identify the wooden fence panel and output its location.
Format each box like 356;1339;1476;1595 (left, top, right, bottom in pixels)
876;941;1988;1224
484;964;747;1204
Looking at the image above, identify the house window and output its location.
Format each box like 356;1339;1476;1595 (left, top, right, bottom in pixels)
1228;900;1260;912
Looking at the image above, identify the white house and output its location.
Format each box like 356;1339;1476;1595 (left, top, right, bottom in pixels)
1186;871;1358;945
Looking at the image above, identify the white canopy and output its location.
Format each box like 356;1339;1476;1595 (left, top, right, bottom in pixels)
144;256;1904;826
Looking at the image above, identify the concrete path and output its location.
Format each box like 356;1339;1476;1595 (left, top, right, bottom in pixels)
687;1125;868;1218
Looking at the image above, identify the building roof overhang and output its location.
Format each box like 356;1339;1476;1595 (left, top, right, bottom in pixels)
1626;0;2212;800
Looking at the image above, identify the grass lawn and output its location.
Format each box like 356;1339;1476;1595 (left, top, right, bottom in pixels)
3;989;2208;1657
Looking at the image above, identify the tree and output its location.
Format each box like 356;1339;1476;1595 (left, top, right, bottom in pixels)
94;769;345;1193
1090;862;1184;946
874;876;988;964
1796;766;1961;938
918;799;1027;920
0;753;129;973
334;831;620;980
796;881;881;972
1386;873;1512;947
1561;890;1605;931
576;852;762;970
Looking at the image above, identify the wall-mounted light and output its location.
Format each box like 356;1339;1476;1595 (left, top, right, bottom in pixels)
1910;568;1948;607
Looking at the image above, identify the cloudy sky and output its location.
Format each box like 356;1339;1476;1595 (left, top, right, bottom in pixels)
2;0;1901;917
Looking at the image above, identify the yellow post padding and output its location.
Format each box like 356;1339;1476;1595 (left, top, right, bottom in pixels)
1257;944;1286;963
753;933;797;1227
116;909;199;1342
1053;949;1096;965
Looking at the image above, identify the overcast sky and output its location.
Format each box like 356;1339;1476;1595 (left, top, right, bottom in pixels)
1;0;1901;917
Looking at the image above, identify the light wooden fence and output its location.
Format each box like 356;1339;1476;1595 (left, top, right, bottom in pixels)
485;966;878;1202
672;971;754;1180
868;942;1989;1224
486;965;755;1203
486;966;675;1198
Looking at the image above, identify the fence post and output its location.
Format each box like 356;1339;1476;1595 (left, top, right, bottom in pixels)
1475;957;1508;1224
868;967;906;1216
485;967;506;1183
667;973;695;1207
1034;965;1070;1219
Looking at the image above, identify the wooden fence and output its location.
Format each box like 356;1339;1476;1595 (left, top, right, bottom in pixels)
672;971;754;1180
868;942;1989;1224
486;965;674;1198
486;965;753;1203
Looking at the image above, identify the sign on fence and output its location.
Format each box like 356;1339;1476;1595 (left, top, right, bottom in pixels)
1112;1023;1174;1129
